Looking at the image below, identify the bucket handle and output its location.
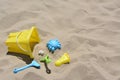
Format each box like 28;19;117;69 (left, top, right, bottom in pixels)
16;32;29;53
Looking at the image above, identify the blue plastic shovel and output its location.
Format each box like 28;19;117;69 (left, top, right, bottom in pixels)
13;60;40;73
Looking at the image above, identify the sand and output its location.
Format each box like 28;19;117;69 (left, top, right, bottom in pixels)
0;0;120;80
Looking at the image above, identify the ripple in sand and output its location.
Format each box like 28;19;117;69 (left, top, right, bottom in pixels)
0;69;4;73
0;11;38;30
64;63;106;80
0;59;10;67
22;72;46;80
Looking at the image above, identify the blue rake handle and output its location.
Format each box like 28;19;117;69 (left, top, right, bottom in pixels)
13;64;32;73
13;60;40;73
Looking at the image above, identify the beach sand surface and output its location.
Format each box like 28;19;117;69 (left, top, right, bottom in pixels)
0;0;120;80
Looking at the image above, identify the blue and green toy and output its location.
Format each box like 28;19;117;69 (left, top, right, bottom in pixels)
40;55;52;74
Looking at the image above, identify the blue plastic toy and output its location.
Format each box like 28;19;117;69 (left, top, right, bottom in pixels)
13;60;40;73
46;39;61;53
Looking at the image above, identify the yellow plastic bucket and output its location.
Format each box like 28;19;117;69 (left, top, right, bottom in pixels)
5;26;40;58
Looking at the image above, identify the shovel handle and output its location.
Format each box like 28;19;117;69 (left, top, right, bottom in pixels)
13;64;31;73
44;62;51;74
46;69;51;74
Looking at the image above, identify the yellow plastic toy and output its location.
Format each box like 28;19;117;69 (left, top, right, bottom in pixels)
5;26;40;58
55;53;70;66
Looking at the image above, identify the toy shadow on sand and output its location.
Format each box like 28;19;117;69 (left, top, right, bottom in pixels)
7;52;33;64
